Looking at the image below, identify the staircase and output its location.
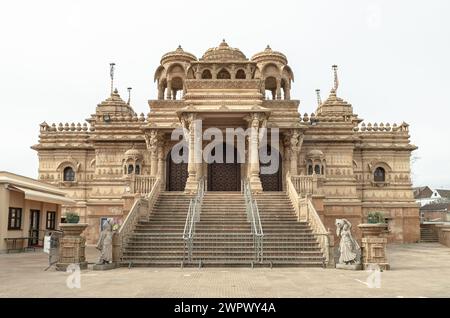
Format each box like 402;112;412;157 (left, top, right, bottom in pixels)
121;191;326;267
120;192;191;267
190;192;255;266
256;192;325;267
420;225;439;243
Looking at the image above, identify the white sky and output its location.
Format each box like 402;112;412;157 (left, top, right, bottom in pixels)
0;0;449;188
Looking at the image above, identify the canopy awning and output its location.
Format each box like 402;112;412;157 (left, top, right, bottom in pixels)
8;185;75;205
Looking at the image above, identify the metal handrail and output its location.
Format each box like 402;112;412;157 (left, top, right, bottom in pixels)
183;177;205;262
243;179;264;262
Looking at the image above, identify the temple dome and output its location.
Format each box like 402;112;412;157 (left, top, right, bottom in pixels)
201;40;247;61
160;45;197;65
251;45;288;64
96;89;135;116
316;89;353;116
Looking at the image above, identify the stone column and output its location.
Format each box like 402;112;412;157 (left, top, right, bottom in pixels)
157;142;165;179
248;113;263;192
166;79;172;100
284;83;291;100
288;130;303;175
246;64;252;80
145;130;159;177
183;113;199;193
230;64;236;80
158;82;164;100
276;78;282;100
56;223;88;271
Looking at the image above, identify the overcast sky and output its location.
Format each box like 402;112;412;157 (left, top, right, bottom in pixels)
0;0;449;188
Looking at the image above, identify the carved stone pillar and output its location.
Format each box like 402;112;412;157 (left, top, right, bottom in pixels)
195;65;201;79
284;83;291;100
247;113;263;192
246;64;252;80
166;79;172;100
230;64;236;80
285;129;303;176
145;130;159;177
276;78;282;100
158;82;164;100
157;141;165;179
182;113;199;193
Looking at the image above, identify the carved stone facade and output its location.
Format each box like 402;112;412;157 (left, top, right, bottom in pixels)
32;41;419;244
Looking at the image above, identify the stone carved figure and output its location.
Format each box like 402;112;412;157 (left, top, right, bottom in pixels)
96;219;113;264
335;218;361;265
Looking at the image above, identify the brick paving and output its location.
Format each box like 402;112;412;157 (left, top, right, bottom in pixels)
0;243;449;297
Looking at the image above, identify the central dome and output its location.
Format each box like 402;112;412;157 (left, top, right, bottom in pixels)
201;40;247;61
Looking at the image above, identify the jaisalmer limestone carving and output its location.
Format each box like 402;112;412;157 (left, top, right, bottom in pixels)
32;40;419;247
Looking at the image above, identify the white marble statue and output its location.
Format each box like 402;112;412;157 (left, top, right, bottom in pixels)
96;219;113;264
335;218;361;265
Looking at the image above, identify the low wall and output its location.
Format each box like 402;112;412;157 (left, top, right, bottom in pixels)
436;224;450;247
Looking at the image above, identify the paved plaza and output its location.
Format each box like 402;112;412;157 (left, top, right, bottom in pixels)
0;243;449;298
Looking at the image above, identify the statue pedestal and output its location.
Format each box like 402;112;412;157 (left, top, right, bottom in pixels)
336;264;362;270
358;224;390;270
93;262;117;271
56;223;88;271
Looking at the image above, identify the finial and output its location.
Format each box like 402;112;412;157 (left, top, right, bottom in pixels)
113;88;118;94
109;62;116;95
177;45;182;50
332;64;339;91
315;89;322;106
127;87;132;105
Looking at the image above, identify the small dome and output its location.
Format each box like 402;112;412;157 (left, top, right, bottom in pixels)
251;45;287;65
124;146;143;160
161;45;197;65
201;40;247;61
307;149;324;159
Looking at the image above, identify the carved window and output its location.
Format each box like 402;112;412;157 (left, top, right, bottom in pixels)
314;165;321;175
217;69;231;80
63;167;75;181
308;165;313;175
127;164;134;174
236;69;246;79
202;69;212;79
135;165;141;175
374;167;386;182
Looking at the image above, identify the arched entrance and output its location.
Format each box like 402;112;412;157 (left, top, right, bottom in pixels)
166;148;188;191
207;143;241;191
259;146;282;191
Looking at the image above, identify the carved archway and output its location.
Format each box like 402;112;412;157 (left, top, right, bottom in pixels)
166;147;188;191
207;143;241;191
259;146;283;191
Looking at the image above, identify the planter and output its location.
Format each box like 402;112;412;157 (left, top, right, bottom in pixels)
358;223;388;238
358;223;390;270
59;223;88;236
56;223;88;271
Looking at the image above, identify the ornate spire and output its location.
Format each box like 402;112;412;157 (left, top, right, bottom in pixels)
109;62;115;95
315;89;322;106
127;87;132;105
332;64;339;92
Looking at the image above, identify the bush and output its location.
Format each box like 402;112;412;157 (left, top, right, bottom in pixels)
367;211;385;224
65;212;80;224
